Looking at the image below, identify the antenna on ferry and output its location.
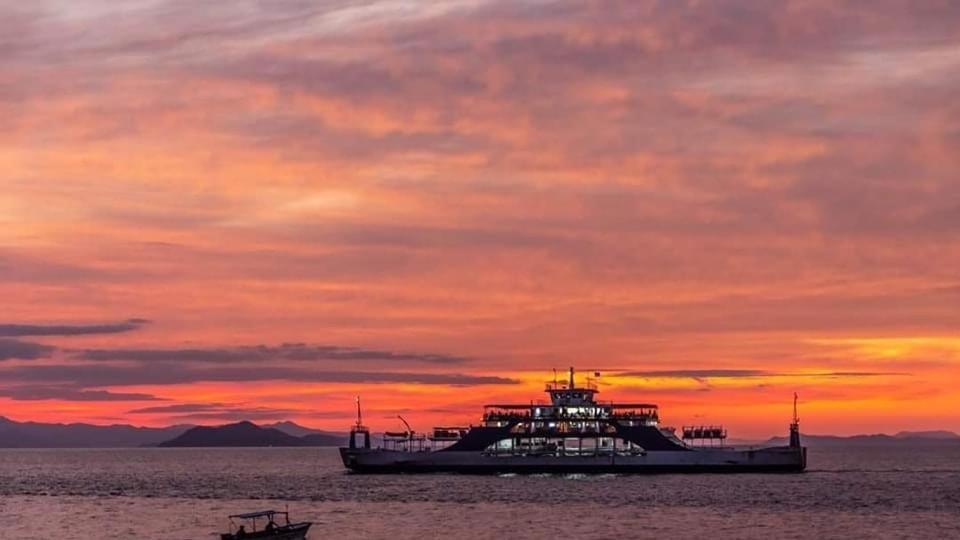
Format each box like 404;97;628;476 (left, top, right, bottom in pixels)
355;395;363;428
793;392;799;424
789;392;802;449
569;366;575;388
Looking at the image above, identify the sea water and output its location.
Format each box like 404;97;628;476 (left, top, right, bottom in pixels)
1;445;958;539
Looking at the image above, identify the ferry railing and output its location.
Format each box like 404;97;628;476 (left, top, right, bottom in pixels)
482;411;659;424
382;434;432;452
608;411;660;420
681;425;728;447
545;380;598;391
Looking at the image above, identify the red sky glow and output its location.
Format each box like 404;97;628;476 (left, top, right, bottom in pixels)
1;0;959;438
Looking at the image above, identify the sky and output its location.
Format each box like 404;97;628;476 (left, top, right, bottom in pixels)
1;0;958;438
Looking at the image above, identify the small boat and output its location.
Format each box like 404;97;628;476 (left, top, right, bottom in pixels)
220;510;311;540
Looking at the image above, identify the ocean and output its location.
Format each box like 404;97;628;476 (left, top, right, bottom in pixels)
2;445;958;539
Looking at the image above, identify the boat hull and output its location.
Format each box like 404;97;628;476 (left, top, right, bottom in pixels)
340;446;806;474
220;522;311;540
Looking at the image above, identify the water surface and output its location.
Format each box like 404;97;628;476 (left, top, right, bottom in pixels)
2;445;958;539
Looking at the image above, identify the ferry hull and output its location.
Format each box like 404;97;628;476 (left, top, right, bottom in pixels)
340;446;806;474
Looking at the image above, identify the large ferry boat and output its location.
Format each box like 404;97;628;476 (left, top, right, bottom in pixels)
340;368;806;474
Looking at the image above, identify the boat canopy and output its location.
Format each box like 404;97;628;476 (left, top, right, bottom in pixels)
229;510;287;520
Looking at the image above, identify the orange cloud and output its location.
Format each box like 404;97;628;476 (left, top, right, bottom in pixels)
1;0;958;437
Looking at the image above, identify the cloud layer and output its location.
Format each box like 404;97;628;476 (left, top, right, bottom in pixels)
0;0;957;435
0;319;148;337
76;343;469;364
0;340;55;361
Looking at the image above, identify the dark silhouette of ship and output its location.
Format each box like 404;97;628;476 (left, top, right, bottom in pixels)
340;368;806;473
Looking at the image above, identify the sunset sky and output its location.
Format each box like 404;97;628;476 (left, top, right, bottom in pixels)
1;0;958;438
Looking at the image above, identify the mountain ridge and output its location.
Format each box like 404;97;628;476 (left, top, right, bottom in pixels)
1;416;956;448
0;415;194;448
262;420;343;440
156;421;344;447
759;431;960;447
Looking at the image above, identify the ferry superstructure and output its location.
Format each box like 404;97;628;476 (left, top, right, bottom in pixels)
340;368;806;474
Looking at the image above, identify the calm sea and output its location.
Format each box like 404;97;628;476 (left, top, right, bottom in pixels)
1;445;958;539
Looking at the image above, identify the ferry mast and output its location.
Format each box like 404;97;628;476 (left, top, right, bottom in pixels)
789;392;801;448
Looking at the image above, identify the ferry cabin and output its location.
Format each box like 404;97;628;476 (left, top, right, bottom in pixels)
378;368;716;456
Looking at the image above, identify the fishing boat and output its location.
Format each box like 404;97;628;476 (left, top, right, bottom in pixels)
220;510;311;540
340;368;807;474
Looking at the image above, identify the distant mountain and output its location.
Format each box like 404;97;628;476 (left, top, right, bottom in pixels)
765;432;960;447
157;421;308;447
0;416;193;448
0;416;346;448
894;430;960;440
264;421;346;446
4;415;959;449
300;432;345;446
263;421;323;438
155;421;345;447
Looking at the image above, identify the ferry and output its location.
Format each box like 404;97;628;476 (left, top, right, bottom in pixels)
340;368;806;474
